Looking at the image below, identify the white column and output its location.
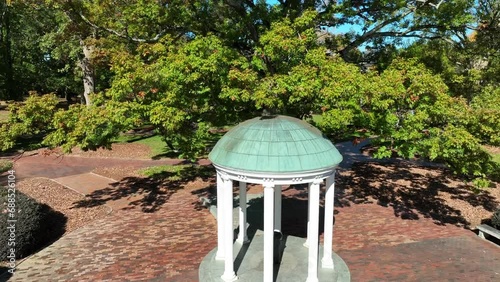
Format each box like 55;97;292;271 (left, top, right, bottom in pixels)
216;172;225;260
306;180;321;282
221;177;237;281
237;181;249;244
304;183;311;248
263;183;275;282
322;174;335;269
274;185;282;231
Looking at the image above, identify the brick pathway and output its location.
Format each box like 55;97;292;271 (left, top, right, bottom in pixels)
11;154;184;180
7;190;499;281
2;151;499;281
332;203;466;251
338;236;500;282
8;189;217;282
334;204;500;281
52;173;115;195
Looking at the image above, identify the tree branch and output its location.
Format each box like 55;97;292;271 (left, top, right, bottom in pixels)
76;12;173;43
340;7;415;56
65;0;182;43
416;0;445;9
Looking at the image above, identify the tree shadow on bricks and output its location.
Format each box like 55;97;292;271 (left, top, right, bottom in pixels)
71;164;215;213
336;161;499;228
190;183;217;211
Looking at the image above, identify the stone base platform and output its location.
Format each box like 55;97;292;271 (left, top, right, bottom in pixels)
199;230;350;282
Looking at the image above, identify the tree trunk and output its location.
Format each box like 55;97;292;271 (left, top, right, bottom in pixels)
79;38;94;106
1;1;17;101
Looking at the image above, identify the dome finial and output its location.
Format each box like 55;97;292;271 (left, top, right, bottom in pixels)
261;107;276;119
262;108;271;117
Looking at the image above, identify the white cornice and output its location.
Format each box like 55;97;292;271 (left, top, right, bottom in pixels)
213;164;336;185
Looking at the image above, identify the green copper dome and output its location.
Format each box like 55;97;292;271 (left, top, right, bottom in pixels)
208;115;342;173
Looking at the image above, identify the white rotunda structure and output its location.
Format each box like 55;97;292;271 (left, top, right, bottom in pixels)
199;115;350;282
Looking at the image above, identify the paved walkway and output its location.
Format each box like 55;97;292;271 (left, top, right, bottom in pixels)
1;149;499;281
8;193;217;281
10;153;184;180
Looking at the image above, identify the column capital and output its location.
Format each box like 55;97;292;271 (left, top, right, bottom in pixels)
218;171;230;182
263;178;275;188
325;173;335;187
312;177;323;185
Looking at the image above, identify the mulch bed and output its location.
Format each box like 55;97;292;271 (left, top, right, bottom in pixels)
46;143;153;160
0;178;110;267
16;178;110;234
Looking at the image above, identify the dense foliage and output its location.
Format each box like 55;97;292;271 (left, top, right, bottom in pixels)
492;208;500;229
0;159;12;173
0;93;59;150
0;1;499;186
0;188;67;260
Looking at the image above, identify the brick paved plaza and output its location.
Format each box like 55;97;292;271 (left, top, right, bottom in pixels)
1;154;499;282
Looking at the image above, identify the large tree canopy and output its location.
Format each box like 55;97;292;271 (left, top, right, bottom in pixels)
1;0;498;186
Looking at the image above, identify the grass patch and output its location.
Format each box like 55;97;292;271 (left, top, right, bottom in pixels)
483;145;500;165
133;135;168;157
310;114;323;124
113;126;230;159
139;164;214;182
139;164;190;181
114;134;170;158
492;153;500;165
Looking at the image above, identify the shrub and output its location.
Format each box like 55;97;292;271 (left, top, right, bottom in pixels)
0;93;59;152
492;208;500;229
0;188;67;261
0;160;12;173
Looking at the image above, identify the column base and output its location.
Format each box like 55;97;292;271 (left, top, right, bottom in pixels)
237;238;250;244
321;257;335;269
215;249;225;261
221;272;238;282
306;278;319;282
199;232;350;282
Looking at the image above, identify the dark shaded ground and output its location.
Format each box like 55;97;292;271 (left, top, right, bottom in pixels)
245;196;325;238
336;161;499;228
72;165;215;213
